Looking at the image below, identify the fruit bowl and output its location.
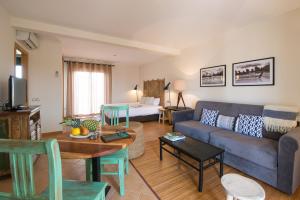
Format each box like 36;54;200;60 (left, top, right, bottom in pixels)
69;133;92;139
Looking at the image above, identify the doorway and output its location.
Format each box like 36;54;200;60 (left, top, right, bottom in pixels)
14;43;29;104
14;43;28;79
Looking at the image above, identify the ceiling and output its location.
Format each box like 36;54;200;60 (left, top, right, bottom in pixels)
1;0;300;64
59;36;164;65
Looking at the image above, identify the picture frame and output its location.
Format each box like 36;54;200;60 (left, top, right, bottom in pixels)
232;57;275;86
200;65;226;87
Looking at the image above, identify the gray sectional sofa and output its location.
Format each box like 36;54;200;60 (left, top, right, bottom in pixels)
173;101;300;194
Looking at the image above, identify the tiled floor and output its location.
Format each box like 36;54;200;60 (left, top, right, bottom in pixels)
0;121;169;200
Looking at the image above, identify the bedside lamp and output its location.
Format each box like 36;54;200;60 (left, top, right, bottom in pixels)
133;84;138;102
173;80;186;108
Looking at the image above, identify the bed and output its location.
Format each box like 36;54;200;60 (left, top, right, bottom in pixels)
105;79;165;123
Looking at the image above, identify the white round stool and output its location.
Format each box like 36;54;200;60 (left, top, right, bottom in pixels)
221;173;265;200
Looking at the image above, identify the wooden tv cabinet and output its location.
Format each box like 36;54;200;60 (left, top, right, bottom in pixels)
0;106;41;177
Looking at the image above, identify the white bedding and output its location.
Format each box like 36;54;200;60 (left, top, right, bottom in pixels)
105;103;162;118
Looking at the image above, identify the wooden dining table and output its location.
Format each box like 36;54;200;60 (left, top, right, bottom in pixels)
42;126;136;182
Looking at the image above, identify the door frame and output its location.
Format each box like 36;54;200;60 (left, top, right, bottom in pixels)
14;42;29;104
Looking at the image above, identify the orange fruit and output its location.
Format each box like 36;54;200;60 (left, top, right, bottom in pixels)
81;127;89;136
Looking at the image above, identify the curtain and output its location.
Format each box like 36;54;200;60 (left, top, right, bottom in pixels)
66;61;112;117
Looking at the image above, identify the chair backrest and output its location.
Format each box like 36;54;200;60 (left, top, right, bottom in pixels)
101;104;129;128
0;139;63;200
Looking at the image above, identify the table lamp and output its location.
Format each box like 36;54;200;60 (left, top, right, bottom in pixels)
173;80;186;108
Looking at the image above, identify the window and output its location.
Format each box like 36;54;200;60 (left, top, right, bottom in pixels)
73;71;105;115
15;49;23;78
15;65;23;79
14;45;28;80
64;60;112;117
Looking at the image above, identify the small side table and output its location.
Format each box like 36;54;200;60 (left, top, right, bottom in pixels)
221;173;265;200
158;108;168;124
165;106;192;125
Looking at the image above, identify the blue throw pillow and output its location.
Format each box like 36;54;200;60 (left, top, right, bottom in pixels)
217;115;235;130
200;108;219;126
235;114;263;138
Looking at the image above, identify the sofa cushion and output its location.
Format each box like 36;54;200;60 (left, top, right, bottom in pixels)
200;108;219;126
174;120;222;142
210;130;278;170
217;115;235;130
235;114;263;138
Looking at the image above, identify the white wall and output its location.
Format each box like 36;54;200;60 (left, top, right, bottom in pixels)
112;64;140;103
28;36;63;133
0;5;15;104
140;9;300;109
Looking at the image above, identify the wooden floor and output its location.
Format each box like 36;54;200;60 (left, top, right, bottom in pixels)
1;121;300;200
131;122;300;200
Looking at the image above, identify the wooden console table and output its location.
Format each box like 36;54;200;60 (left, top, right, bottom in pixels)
0;106;41;177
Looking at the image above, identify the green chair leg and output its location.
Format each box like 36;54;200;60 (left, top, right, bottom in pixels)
118;159;125;196
125;149;129;175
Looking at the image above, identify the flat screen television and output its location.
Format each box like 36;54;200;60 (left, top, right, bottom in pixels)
8;75;27;109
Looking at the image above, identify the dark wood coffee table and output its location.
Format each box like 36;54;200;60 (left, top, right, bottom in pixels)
159;135;224;192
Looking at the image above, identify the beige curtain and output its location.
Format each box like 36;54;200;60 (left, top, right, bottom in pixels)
66;61;112;117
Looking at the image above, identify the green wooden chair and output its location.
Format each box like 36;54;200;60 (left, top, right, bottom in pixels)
87;104;129;196
101;104;129;128
0;139;107;200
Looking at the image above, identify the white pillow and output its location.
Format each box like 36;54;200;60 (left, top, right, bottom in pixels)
140;96;146;104
153;98;160;106
145;97;155;105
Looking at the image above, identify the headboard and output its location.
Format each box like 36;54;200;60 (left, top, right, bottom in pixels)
143;79;165;107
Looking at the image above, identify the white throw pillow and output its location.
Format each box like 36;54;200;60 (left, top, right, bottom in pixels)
140;96;146;104
145;97;155;105
153;98;160;106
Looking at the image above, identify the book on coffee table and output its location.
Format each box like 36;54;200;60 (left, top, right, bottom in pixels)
164;132;186;141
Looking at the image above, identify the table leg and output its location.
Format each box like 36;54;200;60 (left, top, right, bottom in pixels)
92;157;111;196
220;153;224;177
160;140;163;161
92;157;101;182
198;161;203;192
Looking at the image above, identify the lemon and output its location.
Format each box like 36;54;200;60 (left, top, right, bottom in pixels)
71;128;81;136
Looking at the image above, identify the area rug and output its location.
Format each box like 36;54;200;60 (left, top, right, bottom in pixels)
130;140;289;200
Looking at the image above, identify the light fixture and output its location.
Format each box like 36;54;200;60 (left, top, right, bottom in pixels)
173;80;186;108
133;84;138;102
164;82;171;107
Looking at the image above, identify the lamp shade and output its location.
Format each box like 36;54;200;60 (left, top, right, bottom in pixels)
173;80;186;92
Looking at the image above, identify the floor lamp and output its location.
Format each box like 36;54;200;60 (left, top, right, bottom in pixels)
173;80;186;108
164;82;171;107
133;84;138;102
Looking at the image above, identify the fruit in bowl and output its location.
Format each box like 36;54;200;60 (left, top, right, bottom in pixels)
82;120;99;132
71;128;81;136
80;126;90;136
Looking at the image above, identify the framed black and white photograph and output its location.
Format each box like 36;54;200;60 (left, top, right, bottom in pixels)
232;57;275;86
200;65;226;87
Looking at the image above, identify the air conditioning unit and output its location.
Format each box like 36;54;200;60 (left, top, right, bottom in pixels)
16;30;39;50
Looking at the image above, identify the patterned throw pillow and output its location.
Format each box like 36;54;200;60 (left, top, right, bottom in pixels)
235;114;263;138
200;108;219;126
217;115;235;130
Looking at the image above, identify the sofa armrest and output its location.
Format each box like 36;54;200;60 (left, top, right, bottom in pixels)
172;109;195;125
278;127;300;194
